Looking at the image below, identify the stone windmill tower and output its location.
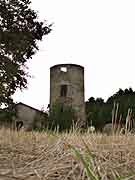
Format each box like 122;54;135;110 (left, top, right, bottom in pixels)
50;64;85;126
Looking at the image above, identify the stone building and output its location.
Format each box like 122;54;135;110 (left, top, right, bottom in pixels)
0;103;47;130
50;64;86;126
14;102;47;130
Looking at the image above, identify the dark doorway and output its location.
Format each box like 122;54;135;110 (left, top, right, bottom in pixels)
60;85;67;97
61;105;64;112
16;121;23;131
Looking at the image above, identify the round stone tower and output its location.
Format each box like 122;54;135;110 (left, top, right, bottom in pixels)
50;64;85;126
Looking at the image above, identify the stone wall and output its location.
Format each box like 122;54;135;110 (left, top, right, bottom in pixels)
15;103;47;130
15;103;37;130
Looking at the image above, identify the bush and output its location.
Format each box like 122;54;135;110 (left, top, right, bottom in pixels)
48;103;76;132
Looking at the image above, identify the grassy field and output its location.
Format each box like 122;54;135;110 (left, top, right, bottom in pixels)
0;129;135;179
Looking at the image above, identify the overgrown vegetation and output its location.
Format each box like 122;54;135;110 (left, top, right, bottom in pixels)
86;88;135;131
1;87;135;132
48;103;76;132
0;104;16;124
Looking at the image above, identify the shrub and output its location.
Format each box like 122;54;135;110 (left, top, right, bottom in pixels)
48;103;76;132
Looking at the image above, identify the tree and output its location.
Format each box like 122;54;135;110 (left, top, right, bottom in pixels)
86;97;106;130
0;0;52;107
88;97;95;103
95;98;104;104
116;88;124;96
86;88;135;131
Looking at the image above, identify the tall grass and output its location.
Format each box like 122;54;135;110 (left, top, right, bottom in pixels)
104;102;135;135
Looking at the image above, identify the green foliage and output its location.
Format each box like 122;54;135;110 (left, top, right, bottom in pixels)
86;97;107;130
86;88;135;131
0;0;52;107
48;103;76;132
0;104;16;123
106;88;135;125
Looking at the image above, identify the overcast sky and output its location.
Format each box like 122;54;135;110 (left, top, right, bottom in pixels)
14;0;135;110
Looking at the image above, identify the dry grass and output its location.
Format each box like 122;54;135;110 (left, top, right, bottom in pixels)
0;128;135;179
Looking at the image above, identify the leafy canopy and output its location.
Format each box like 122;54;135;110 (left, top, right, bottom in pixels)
0;0;51;106
86;87;135;131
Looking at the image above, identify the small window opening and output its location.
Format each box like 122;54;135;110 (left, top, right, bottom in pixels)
60;85;67;97
60;67;67;72
16;121;23;131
